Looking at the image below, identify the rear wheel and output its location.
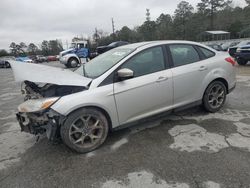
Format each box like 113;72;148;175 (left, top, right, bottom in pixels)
237;58;247;65
203;81;227;113
60;108;109;153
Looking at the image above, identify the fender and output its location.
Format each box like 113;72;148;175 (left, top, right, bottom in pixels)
63;53;81;64
199;67;229;98
51;88;119;129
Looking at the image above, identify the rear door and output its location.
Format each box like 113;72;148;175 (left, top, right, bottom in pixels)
167;44;213;107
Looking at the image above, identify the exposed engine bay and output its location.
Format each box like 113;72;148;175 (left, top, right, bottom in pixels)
9;61;93;142
22;80;86;100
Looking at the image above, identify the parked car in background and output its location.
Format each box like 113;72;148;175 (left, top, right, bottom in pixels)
0;59;11;68
96;41;129;54
15;57;33;63
47;56;57;62
206;43;223;51
36;55;47;63
221;41;239;51
234;44;250;65
228;40;250;57
13;41;236;153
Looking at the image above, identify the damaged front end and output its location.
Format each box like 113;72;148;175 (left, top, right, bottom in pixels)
10;61;92;141
16;81;87;141
16;109;65;141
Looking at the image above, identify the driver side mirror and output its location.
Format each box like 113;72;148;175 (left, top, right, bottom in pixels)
117;68;134;80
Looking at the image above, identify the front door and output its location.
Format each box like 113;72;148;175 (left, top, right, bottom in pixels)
113;46;173;125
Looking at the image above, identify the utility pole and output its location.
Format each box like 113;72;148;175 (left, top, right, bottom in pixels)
94;28;98;42
66;40;68;49
146;9;150;21
111;18;115;35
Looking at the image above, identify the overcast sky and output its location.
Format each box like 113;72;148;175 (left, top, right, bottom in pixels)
0;0;246;50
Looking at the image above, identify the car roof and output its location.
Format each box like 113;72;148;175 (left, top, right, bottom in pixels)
118;40;210;51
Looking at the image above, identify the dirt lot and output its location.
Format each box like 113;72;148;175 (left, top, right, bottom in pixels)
0;62;250;188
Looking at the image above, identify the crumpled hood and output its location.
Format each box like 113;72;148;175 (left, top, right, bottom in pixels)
9;61;92;87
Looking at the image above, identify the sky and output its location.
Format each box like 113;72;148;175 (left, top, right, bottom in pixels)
0;0;247;50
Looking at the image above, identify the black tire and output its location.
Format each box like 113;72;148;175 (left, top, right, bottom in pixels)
203;81;227;113
67;58;79;68
237;58;247;65
5;62;10;68
60;108;109;153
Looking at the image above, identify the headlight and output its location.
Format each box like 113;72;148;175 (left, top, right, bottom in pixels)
18;97;59;113
236;48;241;52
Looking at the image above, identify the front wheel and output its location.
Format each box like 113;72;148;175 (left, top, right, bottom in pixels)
67;58;79;68
60;108;109;153
203;81;227;113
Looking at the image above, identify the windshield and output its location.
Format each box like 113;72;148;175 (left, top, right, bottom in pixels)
75;47;134;78
70;43;76;49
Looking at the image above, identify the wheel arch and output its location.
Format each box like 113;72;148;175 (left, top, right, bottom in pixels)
203;77;229;97
64;105;113;131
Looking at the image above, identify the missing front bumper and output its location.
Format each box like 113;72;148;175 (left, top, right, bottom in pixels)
16;109;65;141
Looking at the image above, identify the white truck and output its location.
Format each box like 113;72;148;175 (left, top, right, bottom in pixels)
59;41;89;68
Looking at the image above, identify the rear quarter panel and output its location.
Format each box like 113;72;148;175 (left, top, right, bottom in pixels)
199;52;236;98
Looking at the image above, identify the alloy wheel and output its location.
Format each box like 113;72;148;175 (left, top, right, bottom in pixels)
69;115;104;148
208;84;225;109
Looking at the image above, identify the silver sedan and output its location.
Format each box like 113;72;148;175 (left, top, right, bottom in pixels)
13;41;236;153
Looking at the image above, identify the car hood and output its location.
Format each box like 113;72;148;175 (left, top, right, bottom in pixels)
9;61;92;87
60;48;75;55
239;45;250;49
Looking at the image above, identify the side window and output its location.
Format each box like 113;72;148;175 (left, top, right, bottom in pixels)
78;43;85;49
198;46;215;59
121;46;165;77
169;44;200;67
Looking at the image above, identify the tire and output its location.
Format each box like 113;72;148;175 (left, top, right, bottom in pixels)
67;58;79;68
5;62;10;68
60;108;109;153
203;81;227;113
237;58;247;65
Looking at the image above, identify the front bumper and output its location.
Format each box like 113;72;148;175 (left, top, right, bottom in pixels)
59;57;67;65
16;109;65;141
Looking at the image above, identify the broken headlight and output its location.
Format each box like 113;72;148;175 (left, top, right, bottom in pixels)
18;97;59;113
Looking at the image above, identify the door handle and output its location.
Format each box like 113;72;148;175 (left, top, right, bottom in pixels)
156;76;168;82
198;66;207;71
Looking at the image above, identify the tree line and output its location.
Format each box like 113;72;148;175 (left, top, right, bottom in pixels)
1;0;250;57
94;0;250;46
0;40;63;57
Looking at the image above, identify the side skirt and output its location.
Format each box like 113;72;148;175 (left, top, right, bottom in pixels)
112;100;202;131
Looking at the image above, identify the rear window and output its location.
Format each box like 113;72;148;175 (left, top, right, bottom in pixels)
169;44;200;67
198;46;215;59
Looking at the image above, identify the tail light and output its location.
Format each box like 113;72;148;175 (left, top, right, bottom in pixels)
225;57;236;66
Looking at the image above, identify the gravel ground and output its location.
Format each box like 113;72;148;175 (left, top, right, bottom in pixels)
0;61;250;188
